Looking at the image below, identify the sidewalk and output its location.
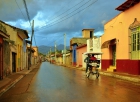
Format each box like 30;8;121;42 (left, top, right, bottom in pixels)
65;65;140;83
0;63;41;97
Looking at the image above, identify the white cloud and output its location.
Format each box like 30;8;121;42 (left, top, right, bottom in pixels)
0;0;126;46
101;20;107;25
94;31;103;36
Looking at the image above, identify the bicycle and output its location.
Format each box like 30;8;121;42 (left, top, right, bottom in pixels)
86;61;100;78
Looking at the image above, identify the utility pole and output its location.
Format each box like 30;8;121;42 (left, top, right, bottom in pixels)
28;20;34;70
55;41;56;63
64;34;66;65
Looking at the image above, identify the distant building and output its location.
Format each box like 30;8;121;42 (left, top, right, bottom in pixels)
76;44;87;67
32;46;39;64
70;29;94;66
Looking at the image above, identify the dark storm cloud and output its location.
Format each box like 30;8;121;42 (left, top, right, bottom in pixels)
0;0;126;46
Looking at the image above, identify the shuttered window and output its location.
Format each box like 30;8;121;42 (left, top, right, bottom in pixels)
131;26;140;59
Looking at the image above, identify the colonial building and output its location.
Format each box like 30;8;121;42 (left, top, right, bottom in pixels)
32;46;39;64
0;23;9;80
101;0;140;75
70;29;94;66
0;20;29;74
27;46;36;68
56;53;63;65
17;29;29;71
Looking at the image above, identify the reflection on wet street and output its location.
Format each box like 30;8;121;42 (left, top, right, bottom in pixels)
0;62;140;102
28;62;140;102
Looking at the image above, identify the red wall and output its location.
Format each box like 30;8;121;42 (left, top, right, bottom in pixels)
102;59;140;75
101;59;112;70
117;60;140;75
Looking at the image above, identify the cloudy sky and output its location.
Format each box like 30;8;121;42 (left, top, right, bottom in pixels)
0;0;125;46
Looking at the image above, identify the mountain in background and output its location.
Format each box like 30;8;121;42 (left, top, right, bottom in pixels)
38;44;70;54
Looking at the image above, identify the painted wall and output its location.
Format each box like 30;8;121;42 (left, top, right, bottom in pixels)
3;41;10;77
82;53;87;68
65;53;71;66
2;23;18;73
23;40;27;69
17;35;23;71
87;37;101;53
101;2;140;75
32;47;38;56
57;56;63;65
32;47;39;64
72;45;77;65
82;29;94;38
77;46;87;67
102;2;140;59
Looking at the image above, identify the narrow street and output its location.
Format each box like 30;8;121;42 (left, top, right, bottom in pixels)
0;62;140;102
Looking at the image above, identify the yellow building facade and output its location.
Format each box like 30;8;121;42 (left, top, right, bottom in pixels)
32;46;39;64
1;21;28;72
2;22;18;73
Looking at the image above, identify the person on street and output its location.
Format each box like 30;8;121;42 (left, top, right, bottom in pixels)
89;54;97;70
90;54;97;61
84;54;91;75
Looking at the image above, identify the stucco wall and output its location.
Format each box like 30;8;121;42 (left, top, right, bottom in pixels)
77;46;87;66
101;2;140;75
3;41;10;77
102;2;140;59
82;29;94;38
32;47;38;56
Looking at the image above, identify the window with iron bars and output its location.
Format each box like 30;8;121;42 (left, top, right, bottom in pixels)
131;26;140;59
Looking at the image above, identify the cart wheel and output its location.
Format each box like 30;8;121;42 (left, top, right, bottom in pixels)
87;72;90;78
96;72;99;78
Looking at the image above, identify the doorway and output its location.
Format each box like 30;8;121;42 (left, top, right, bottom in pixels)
12;52;16;72
112;45;116;66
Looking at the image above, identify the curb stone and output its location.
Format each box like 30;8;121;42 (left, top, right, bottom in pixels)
70;67;140;83
0;75;24;97
99;72;140;83
0;63;41;97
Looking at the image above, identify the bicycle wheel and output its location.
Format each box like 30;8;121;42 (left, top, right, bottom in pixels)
87;72;90;78
96;72;99;78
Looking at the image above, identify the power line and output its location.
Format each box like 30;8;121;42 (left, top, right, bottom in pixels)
23;0;32;27
22;0;38;47
44;1;72;23
34;0;98;32
35;0;95;31
15;0;27;21
44;0;85;25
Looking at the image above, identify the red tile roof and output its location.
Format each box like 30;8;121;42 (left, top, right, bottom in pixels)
116;0;140;11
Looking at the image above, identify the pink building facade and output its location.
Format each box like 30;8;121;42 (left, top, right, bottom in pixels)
76;44;87;67
101;0;140;75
